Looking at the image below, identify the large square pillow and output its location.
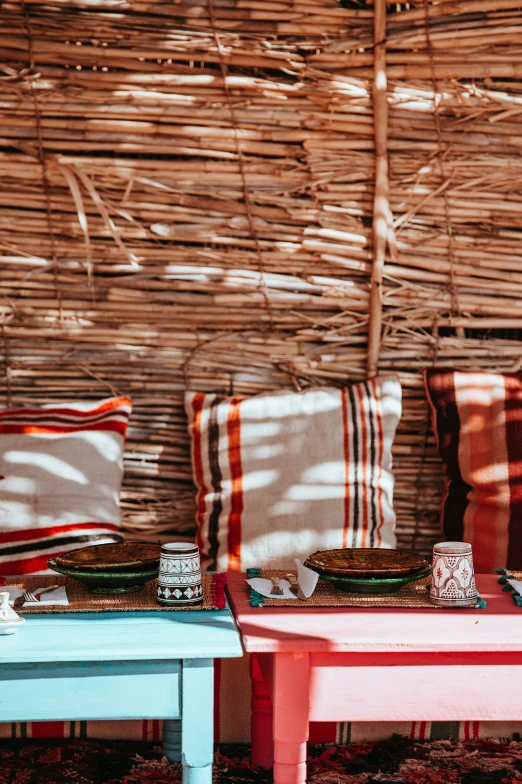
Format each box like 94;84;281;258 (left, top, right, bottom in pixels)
0;396;132;575
185;376;401;570
425;368;522;572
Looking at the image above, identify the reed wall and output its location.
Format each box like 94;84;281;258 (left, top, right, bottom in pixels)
1;0;521;554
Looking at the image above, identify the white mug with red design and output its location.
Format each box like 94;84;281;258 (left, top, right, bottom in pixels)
429;541;478;608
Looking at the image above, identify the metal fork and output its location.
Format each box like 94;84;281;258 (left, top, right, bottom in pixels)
270;577;283;595
14;584;60;610
24;585;60;602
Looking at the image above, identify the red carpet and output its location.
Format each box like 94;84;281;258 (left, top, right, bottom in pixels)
2;739;522;783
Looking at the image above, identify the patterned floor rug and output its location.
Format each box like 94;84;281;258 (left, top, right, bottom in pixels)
2;738;522;784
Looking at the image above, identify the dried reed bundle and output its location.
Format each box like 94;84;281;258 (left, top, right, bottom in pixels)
0;0;521;554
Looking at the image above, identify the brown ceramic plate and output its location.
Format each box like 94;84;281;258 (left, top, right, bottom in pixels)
53;543;160;573
304;548;430;578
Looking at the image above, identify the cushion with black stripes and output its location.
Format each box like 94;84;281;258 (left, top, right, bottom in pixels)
0;396;131;575
185;377;401;571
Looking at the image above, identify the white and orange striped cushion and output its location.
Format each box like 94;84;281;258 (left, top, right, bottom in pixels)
185;377;402;571
0;396;132;575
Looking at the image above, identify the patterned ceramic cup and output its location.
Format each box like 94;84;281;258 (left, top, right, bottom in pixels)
156;542;203;606
429;541;478;607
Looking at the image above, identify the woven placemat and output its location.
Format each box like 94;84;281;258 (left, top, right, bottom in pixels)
4;573;224;613
498;570;522;580
497;568;522;606
250;570;485;609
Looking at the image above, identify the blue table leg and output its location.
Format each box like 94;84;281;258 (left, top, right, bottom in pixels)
181;658;214;784
163;719;182;762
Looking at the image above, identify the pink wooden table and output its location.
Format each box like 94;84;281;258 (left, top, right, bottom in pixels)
227;573;522;784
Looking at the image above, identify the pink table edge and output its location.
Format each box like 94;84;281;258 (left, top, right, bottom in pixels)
227;573;522;653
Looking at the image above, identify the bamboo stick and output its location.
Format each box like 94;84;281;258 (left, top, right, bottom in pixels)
367;0;388;378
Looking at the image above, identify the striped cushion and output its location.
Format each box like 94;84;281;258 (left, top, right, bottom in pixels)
425;368;522;572
0;397;131;575
185;377;402;571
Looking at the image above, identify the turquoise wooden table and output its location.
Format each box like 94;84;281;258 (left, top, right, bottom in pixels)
0;607;242;784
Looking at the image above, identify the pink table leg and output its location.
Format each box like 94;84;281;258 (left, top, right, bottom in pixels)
251;654;274;768
272;653;310;784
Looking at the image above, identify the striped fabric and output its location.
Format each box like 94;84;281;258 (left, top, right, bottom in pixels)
185;377;401;571
336;720;522;744
4;718;522;744
0;397;131;575
425;368;522;573
0;720;162;741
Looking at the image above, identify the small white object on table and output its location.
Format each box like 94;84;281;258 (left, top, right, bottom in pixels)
507;579;522;597
3;585;69;607
246;559;319;600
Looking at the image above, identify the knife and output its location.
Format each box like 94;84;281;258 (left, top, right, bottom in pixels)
285;573;306;601
13;594;27;611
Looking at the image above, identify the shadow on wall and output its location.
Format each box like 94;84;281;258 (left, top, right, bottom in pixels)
0;432;123;530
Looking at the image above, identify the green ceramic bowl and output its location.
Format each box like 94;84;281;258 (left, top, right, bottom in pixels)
318;566;431;595
47;559;159;594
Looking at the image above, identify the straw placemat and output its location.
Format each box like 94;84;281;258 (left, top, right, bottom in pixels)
4;573;225;613
248;570;485;609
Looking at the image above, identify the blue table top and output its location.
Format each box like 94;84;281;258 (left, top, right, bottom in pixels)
0;608;243;663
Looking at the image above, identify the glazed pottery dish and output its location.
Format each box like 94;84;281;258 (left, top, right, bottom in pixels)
52;542;160;572
304;548;429;578
47;561;159;594
318;566;431;594
48;542;160;593
303;548;431;594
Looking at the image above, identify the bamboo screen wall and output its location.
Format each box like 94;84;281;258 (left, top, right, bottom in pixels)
1;0;522;554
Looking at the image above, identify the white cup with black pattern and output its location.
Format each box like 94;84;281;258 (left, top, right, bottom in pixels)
156;542;203;606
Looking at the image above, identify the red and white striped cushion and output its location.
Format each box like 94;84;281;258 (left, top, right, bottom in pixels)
185;377;402;571
0;396;131;575
425;368;522;573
